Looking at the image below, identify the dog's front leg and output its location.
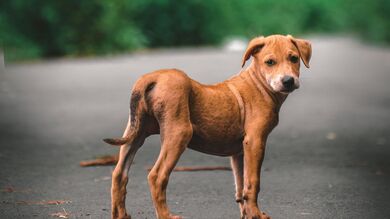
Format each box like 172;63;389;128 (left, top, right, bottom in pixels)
242;134;271;219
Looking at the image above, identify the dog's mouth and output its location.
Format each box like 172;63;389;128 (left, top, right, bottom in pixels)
269;85;295;94
279;87;296;94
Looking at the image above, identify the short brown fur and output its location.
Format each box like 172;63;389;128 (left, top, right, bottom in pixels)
105;35;312;219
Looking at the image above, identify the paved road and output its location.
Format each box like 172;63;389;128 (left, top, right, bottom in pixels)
0;37;389;218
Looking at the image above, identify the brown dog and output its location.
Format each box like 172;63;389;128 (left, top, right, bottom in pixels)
104;34;312;219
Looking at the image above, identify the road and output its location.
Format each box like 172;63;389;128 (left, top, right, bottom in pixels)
0;37;389;218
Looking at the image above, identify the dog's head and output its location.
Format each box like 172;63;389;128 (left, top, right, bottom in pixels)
242;35;311;94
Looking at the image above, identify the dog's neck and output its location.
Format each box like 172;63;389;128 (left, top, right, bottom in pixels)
243;63;287;112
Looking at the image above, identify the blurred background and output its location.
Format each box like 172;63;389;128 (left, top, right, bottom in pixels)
0;1;390;218
0;0;389;61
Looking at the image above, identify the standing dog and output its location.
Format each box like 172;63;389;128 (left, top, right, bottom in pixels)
104;34;312;219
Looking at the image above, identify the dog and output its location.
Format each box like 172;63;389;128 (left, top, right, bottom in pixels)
104;34;312;219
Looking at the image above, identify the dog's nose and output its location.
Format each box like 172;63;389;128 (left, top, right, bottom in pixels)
282;76;294;89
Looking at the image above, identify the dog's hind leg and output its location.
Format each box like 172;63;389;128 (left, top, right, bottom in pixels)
231;153;245;219
148;124;192;219
147;118;192;219
111;118;145;219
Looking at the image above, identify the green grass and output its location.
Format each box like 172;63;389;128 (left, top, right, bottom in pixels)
1;0;389;61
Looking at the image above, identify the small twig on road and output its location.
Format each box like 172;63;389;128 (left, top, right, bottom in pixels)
15;200;71;205
146;166;232;172
1;186;32;193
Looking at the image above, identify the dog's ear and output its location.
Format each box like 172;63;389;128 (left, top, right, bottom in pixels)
287;35;312;68
241;36;265;67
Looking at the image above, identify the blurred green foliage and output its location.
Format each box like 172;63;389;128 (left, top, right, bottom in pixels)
0;0;389;61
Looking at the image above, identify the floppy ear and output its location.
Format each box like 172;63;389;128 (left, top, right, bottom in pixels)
241;36;265;67
287;35;312;68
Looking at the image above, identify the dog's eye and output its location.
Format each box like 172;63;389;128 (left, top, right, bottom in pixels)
265;59;276;66
290;55;299;63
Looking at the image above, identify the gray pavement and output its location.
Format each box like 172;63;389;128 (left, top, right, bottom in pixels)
0;37;389;218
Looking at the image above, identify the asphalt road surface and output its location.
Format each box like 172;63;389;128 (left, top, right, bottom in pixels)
1;37;389;219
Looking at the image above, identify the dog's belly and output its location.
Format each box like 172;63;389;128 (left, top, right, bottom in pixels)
187;81;244;156
188;133;243;156
188;117;244;156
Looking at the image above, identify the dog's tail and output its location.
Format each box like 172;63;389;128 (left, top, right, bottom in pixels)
103;78;155;146
103;110;141;146
103;135;131;145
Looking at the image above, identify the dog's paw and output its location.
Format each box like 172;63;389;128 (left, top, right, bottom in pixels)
244;206;271;219
112;213;131;219
246;212;271;219
169;214;182;219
